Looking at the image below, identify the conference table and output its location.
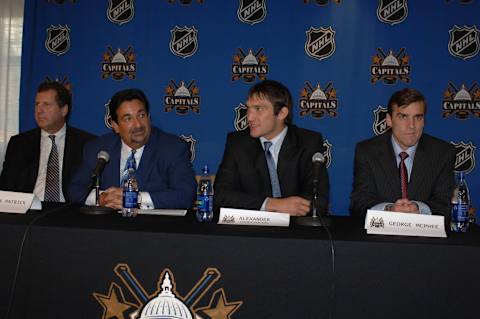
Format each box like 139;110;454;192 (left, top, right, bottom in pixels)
0;204;478;319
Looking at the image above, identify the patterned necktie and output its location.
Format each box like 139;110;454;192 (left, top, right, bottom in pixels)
264;141;282;198
121;149;137;185
399;151;409;199
44;135;60;202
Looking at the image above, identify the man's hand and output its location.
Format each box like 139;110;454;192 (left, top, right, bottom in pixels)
99;187;123;210
388;199;419;214
265;196;311;216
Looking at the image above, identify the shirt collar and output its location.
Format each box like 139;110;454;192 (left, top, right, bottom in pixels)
41;123;66;138
390;134;418;159
260;126;288;151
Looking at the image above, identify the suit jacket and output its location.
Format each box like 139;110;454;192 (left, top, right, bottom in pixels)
214;125;329;212
0;126;96;202
350;132;455;217
68;127;197;209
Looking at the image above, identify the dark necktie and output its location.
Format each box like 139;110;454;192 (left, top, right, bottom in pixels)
121;149;137;185
399;151;409;199
44;135;60;202
264;141;282;198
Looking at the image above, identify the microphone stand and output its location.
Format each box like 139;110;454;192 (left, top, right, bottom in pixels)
296;180;332;227
79;176;115;215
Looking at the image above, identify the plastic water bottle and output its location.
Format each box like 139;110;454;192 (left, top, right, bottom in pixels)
450;171;470;232
122;164;139;217
196;165;213;222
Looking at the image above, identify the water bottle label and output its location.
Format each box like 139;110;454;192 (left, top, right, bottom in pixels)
197;195;213;212
123;191;138;208
452;204;469;222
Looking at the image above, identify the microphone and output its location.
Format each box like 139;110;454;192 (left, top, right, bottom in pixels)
312;152;325;185
91;151;110;181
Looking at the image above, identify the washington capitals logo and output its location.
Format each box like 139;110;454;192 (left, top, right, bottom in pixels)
305;26;336;61
45;25;70;56
372;105;390;136
232;48;268;82
164;80;201;115
443;82;480;119
448;25;480;60
371;48;410;84
323;139;332;168
234;103;248;131
180;135;197;162
299;82;338;119
370;217;385;228
101;46;136;80
170;26;198;58
451;141;476;174
94;264;242;319
237;0;267;25
107;0;134;25
303;0;341;6
377;0;408;25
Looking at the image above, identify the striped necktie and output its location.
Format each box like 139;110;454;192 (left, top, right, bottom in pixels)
44;135;60;202
264;141;282;198
399;151;409;199
121;149;137;185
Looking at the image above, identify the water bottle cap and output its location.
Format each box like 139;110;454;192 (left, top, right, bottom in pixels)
203;164;209;174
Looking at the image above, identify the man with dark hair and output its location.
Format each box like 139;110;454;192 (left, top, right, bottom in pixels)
0;81;96;202
350;88;455;216
68;88;196;209
214;79;329;216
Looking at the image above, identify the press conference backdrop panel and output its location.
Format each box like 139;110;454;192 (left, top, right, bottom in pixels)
19;0;479;215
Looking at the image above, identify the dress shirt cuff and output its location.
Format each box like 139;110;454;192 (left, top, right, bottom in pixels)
370;202;391;211
412;201;432;215
260;198;268;211
139;192;154;209
85;190;96;206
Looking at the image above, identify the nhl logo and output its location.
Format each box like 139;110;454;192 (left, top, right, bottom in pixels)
442;82;480;119
299;82;338;119
170;26;198;58
180;134;197;162
371;48;410;84
323;139;332;168
448;25;480;60
452;141;476;174
107;0;134;25
45;25;70;56
234;103;248;131
164;80;201;115
372;105;390;136
305;26;336;61
377;0;408;25
104;100;113;129
237;0;267;25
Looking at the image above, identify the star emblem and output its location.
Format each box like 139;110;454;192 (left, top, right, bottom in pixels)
93;283;137;319
195;288;242;319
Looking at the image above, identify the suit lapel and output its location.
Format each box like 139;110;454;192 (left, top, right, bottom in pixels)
378;133;402;198
135;131;156;188
277;127;297;195
30;129;42;188
253;138;271;196
409;136;427;196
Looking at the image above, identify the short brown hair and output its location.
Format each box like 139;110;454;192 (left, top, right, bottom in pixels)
387;88;426;115
247;80;293;124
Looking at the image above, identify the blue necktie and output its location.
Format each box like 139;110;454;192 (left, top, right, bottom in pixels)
264;141;282;198
121;150;137;185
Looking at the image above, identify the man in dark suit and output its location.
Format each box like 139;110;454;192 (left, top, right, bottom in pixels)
0;81;95;202
68;88;196;209
350;88;455;217
214;80;329;216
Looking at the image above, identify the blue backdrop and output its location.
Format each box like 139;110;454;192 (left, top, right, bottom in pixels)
19;0;479;215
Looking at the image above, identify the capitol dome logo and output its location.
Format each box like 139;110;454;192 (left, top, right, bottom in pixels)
231;48;268;83
371;48;410;84
164;80;201;115
442;82;480;119
94;264;242;319
101;46;136;80
299;81;338;119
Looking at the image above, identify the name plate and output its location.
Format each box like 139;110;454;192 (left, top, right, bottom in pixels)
365;210;446;238
0;191;41;214
218;208;290;227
